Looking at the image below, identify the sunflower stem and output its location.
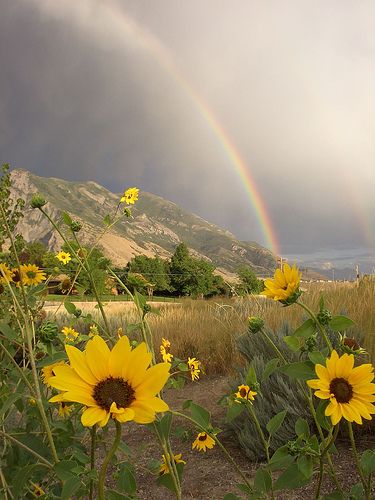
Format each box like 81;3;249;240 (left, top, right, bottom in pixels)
314;424;340;499
347;421;369;499
260;328;288;364
98;420;122;500
296;301;333;352
89;425;97;500
153;422;182;499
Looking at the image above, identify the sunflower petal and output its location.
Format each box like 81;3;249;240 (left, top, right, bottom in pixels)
65;345;97;385
109;335;131;378
135;363;170;395
86;335;110;381
81;406;108;427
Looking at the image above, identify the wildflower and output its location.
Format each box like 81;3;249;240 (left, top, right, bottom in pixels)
0;263;14;284
192;432;215;452
159;453;186;475
187;357;201;381
160;338;173;363
56;251;72;265
20;264;46;286
339;334;367;356
61;326;79;342
261;263;301;304
307;350;375;425
30;193;47;209
70;220;82;232
28;398;36;406
11;268;21;285
58;402;73;417
41;361;65;387
235;384;257;402
89;324;100;338
248;316;264;334
60;278;72;294
120;187;139;205
31;482;45;497
48;335;170;427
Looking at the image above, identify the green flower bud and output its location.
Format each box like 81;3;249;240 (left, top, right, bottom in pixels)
37;320;59;343
30;194;47;209
248;316;264;334
73;308;82;318
123;208;132;218
70;220;82;232
317;308;332;326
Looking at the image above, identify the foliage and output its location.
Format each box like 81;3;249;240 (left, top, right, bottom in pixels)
126;254;172;293
236;265;264;295
0;163;25;252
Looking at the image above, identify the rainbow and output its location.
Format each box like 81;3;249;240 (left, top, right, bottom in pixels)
37;0;280;256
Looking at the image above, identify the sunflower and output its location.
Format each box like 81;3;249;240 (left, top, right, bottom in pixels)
235;384;257;402
261;263;301;303
161;338;171;349
49;335;170;427
31;483;45;497
56;251;72;265
120;187;139;205
41;361;65;387
307;350;375;425
0;263;14;284
160;346;173;363
20;264;46;286
192;432;216;452
159;453;186;475
61;326;79;342
187;357;201;381
58;402;73;417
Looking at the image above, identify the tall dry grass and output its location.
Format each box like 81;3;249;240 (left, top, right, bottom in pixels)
49;278;375;375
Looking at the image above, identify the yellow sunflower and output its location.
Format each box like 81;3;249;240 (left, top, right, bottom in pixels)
159;453;186;475
161;338;171;349
56;251;72;265
120;187;139;205
31;483;45;497
61;326;79;342
58;402;73;417
192;432;216;452
307;350;375;425
0;263;14;284
41;361;65;387
261;263;301;302
20;264;46;286
235;384;257;402
187;357;201;381
160;345;173;363
49;335;170;427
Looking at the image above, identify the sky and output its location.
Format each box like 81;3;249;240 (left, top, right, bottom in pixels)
1;0;375;269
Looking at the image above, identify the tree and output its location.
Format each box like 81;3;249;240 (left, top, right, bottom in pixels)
19;241;47;267
126;255;171;293
236;265;263;295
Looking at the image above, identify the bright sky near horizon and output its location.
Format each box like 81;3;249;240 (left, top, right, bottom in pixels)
1;0;375;269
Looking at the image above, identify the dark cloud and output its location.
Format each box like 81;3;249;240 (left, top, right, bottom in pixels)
1;0;374;264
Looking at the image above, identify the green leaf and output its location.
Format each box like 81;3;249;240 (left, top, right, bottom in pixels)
226;403;245;423
323;491;346;500
360;449;375;475
158;413;172;440
62;211;73;226
37;351;66;367
308;351;326;365
295;418;310;438
283;336;301;352
245;364;257;386
11;464;43;498
262;358;280;380
266;410;287;437
61;477;82;499
106;491;133;500
0;321;18;340
269;445;294;471
348;483;364;499
329;315;355;331
280;361;316;381
236;483;253;494
116;462;137;494
254;467;272;492
189;402;211;429
315;400;332;431
103;214;111;226
274;463;310;491
223;494;241;500
64;301;77;315
54;460;78;481
134;291;146;311
297;455;313;479
293;319;316;338
0;392;23;416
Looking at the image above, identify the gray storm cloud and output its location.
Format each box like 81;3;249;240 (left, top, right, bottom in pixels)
1;0;375;261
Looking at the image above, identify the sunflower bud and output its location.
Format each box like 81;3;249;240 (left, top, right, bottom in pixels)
70;220;82;232
123;208;132;218
73;308;82;318
339;334;366;355
37;320;59;343
30;193;47;209
248;316;264;334
317;308;332;326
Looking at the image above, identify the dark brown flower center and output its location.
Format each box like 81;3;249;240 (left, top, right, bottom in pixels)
240;388;247;398
12;270;21;283
329;377;353;403
93;376;135;412
198;433;207;441
343;338;359;350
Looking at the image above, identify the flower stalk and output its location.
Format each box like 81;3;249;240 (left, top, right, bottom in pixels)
98;420;122;500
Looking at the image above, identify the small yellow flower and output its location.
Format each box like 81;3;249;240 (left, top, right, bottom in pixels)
192;432;215;452
0;263;14;284
159;453;186;475
235;384;257;402
28;397;36;406
31;482;45;497
160;341;173;363
307;350;375;425
161;338;171;349
58;402;73;417
187;357;201;381
61;326;79;342
41;361;65;387
117;327;124;338
20;264;46;286
261;263;301;303
56;251;72;265
89;324;99;338
120;187;139;205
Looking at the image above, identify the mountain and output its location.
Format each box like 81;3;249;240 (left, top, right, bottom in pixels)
9;169;277;277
